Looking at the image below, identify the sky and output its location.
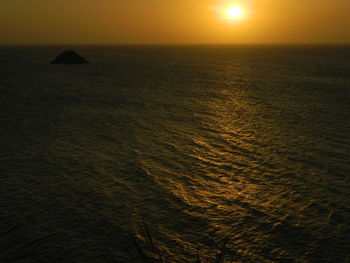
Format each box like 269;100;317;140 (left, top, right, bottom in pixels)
1;0;350;44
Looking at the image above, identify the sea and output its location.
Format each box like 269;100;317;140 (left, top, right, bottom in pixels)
0;45;349;263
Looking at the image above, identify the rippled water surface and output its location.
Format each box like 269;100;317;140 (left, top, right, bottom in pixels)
1;45;349;262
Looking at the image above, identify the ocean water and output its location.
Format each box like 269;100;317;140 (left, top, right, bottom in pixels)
0;45;349;263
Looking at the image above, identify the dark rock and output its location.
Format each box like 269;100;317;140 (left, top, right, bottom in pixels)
51;50;90;64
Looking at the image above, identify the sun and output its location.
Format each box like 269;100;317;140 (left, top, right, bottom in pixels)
224;5;245;20
213;1;251;24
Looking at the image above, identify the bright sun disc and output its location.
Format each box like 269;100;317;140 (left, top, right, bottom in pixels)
225;5;245;20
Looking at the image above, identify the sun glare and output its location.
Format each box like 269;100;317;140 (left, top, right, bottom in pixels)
225;5;245;20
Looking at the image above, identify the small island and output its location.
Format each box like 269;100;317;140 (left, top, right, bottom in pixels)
51;50;90;64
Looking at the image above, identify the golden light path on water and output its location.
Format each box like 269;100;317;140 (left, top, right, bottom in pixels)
134;62;290;260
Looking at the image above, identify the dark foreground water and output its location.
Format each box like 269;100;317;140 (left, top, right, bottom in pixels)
0;45;349;263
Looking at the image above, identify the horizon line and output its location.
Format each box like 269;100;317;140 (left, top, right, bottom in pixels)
1;42;350;46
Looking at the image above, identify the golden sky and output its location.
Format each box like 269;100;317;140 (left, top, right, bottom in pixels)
1;0;350;44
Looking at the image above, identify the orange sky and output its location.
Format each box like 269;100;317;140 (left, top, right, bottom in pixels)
1;0;350;44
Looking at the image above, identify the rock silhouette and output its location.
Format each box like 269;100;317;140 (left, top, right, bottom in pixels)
51;50;90;64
